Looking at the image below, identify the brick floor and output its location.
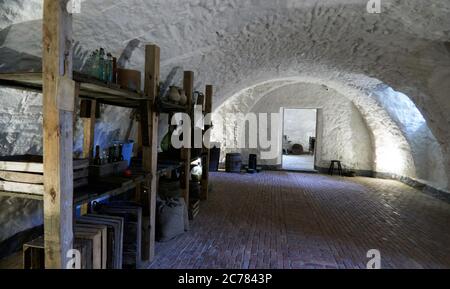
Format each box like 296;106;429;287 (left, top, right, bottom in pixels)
149;172;450;269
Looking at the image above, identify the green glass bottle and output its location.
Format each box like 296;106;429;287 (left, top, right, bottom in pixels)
98;48;105;81
161;126;174;152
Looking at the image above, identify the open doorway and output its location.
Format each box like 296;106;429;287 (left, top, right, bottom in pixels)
282;108;317;171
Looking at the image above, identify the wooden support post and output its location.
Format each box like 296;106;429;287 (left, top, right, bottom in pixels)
82;99;97;160
73;83;80;134
134;182;142;203
201;85;213;200
42;0;75;269
181;71;193;206
141;44;159;262
136;121;143;157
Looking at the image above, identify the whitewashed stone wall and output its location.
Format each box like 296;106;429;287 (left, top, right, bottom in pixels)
213;82;374;171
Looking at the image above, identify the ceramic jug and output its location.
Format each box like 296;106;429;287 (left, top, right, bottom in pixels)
178;89;187;106
168;86;181;103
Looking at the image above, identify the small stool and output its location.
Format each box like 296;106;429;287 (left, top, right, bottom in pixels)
328;160;343;176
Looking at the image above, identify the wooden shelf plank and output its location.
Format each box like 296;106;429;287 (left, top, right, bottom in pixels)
0;172;146;206
157;99;188;113
0;71;145;108
74;72;143;99
74;174;146;206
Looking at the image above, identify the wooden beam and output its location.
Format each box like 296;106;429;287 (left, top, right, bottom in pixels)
82;99;97;160
42;0;74;269
201;85;213;200
181;71;194;206
141;44;160;262
136;121;143;156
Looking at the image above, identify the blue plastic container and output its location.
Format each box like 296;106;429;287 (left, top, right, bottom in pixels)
113;140;135;166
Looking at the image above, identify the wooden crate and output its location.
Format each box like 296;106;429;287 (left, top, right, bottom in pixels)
0;155;88;173
0;155;89;195
89;160;128;178
117;68;141;92
75;224;108;269
73;225;104;269
23;237;45;269
97;203;142;268
77;214;124;269
23;236;92;269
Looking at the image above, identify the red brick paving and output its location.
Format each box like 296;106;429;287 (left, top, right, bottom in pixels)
149;172;450;269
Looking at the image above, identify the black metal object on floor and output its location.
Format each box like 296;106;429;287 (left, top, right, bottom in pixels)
328;160;343;176
209;147;220;172
247;154;257;173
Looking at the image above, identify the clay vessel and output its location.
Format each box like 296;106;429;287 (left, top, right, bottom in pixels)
168;86;181;103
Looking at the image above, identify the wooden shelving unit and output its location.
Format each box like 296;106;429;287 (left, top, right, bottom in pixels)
0;0;213;269
155;72;213;218
0;62;156;268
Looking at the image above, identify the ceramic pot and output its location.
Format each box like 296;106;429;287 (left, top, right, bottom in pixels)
168;86;181;103
178;89;187;106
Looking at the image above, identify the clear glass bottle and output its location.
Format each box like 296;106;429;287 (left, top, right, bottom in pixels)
102;149;108;165
106;53;113;83
98;48;105;81
83;51;94;75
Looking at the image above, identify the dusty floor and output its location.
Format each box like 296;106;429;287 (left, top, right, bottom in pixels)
282;155;315;171
150;171;450;269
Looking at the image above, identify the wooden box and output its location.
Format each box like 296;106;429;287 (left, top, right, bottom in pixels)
117;68;141;92
74;224;108;269
89;160;128;178
97;203;142;268
23;236;92;269
77;214;124;269
0;155;89;196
